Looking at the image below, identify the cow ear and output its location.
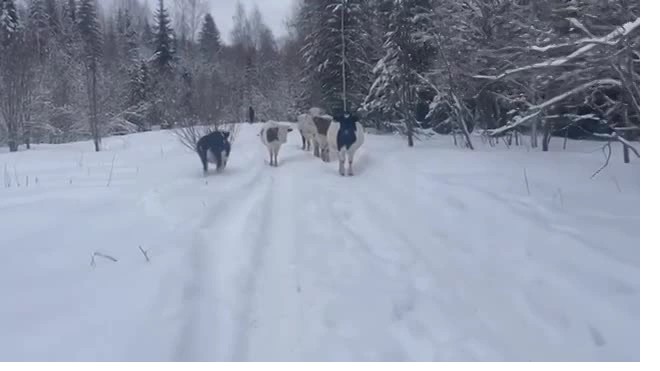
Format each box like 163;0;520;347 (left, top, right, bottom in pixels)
288;128;293;132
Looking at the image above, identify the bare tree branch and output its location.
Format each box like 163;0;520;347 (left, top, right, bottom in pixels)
473;18;639;81
488;79;622;136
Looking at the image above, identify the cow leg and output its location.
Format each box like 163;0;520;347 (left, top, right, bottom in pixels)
198;148;208;174
313;139;320;157
348;148;356;176
269;148;273;166
338;149;346;176
214;150;223;172
300;132;306;150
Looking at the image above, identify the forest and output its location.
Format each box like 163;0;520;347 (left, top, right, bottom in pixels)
0;0;640;162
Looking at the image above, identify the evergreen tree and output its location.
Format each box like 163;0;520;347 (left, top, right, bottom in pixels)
141;16;152;48
66;0;75;23
300;0;374;114
0;0;25;152
27;0;49;60
152;0;174;71
363;0;437;146
44;0;58;30
198;13;221;61
77;0;103;151
0;0;19;46
122;9;139;61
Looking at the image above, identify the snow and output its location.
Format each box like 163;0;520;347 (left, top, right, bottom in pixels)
0;123;639;361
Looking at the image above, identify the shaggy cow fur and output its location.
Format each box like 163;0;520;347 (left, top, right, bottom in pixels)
196;130;232;174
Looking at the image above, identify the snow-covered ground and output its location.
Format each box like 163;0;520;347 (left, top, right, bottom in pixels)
0;123;639;361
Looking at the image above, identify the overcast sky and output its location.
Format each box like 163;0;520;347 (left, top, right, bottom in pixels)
166;0;296;43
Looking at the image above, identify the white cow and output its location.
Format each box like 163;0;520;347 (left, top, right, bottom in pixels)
260;121;293;167
328;113;365;176
297;113;317;152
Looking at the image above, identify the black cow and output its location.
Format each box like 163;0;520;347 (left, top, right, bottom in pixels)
196;130;232;174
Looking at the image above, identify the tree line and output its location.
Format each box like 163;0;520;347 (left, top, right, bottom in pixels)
1;0;639;162
286;0;639;158
0;0;291;152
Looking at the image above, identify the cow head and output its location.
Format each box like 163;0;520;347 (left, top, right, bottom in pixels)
333;112;360;129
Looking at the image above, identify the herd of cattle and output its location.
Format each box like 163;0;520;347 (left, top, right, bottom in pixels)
195;108;366;177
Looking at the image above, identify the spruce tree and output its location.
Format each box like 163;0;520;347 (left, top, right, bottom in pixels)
0;0;19;46
77;0;103;151
363;0;437;146
198;13;221;62
152;0;174;71
300;0;373;114
28;0;49;60
44;0;58;29
66;0;75;23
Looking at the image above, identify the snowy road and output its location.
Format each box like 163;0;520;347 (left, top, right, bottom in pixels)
0;123;640;361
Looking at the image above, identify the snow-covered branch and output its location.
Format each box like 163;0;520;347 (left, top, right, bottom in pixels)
488;79;622;136
474;18;639;81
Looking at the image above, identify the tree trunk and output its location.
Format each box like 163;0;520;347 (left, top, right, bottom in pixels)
622;108;631;164
91;66;101;152
23;113;31;150
531;115;539;148
7;123;19;152
542;119;552;152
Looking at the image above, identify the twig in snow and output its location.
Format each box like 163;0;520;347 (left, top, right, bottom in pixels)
3;164;10;188
592;132;640;159
524;169;531;196
107;154;117;187
557;188;564;208
90;252;118;268
612;177;622;193
138;246;150;263
14;167;20;187
94;252;118;262
591;142;612;179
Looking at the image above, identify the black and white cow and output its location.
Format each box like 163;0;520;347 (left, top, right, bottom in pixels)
260;121;294;167
196;130;232;175
328;112;365;176
312;115;333;162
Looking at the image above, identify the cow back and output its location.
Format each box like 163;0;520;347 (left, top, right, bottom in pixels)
313;116;332;136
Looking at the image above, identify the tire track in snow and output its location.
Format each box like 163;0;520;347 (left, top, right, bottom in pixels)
171;130;271;361
172;165;266;361
230;167;304;361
